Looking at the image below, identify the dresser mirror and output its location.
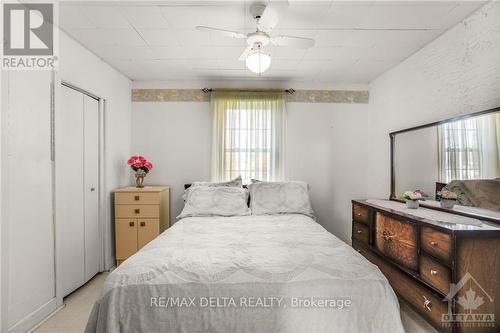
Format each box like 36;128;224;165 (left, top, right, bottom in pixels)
390;107;500;222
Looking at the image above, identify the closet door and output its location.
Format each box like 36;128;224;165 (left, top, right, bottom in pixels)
83;96;100;281
58;86;85;297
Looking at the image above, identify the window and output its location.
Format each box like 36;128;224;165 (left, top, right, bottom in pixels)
438;118;482;182
211;91;286;184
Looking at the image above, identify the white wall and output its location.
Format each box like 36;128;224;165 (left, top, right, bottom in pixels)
0;31;131;332
131;102;212;222
286;103;369;241
1;71;57;331
367;2;500;199
131;95;369;242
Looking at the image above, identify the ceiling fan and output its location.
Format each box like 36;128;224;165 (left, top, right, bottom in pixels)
196;1;315;74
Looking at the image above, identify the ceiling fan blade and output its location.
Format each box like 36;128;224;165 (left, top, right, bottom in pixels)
238;45;253;61
258;0;289;32
271;35;315;49
196;26;246;39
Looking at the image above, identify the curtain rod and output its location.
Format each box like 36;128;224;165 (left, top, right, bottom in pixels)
202;88;295;95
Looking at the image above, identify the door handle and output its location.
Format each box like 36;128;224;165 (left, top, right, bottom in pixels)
90;187;95;192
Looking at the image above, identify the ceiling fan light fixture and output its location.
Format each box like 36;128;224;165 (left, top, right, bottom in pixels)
245;45;271;74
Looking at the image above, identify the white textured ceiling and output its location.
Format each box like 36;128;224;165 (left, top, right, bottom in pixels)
59;1;485;83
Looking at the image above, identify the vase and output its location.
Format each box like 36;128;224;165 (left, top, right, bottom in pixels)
135;173;145;188
406;200;419;209
440;199;456;209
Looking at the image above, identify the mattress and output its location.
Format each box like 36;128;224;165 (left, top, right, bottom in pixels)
85;214;404;333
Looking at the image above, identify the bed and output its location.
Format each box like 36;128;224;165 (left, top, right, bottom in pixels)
85;213;404;333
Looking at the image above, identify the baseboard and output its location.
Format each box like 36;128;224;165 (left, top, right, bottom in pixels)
8;298;58;333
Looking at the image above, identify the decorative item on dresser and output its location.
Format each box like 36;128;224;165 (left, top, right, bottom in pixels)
127;155;154;188
352;199;500;333
114;186;170;266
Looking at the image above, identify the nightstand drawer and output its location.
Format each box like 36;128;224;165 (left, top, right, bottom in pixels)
115;192;160;205
115;204;160;218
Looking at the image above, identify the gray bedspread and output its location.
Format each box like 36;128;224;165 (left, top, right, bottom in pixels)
85;214;404;333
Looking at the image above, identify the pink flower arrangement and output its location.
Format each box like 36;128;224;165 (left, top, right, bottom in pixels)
127;155;153;174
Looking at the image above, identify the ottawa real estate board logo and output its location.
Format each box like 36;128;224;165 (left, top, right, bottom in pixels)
442;272;495;329
2;2;57;69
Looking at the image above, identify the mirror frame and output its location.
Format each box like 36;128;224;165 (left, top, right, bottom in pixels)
389;106;500;223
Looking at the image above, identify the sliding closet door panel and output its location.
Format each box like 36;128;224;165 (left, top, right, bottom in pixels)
4;71;56;327
83;96;100;281
58;86;85;297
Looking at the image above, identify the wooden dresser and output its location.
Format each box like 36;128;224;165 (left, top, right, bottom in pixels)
114;186;170;266
352;199;500;333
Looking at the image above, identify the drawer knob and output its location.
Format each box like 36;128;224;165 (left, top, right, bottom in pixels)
423;296;432;312
382;230;394;241
356;230;362;234
430;269;438;276
357;213;362;217
135;209;140;214
140;221;146;227
134;195;140;201
129;221;135;227
430;241;437;247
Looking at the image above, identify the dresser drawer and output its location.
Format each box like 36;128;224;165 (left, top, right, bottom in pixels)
115;204;160;218
353;222;369;245
352;203;370;225
359;246;450;332
375;212;418;271
421;227;452;263
420;254;451;295
115;192;160;205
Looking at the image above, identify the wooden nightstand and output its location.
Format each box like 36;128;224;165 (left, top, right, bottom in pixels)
114;186;170;266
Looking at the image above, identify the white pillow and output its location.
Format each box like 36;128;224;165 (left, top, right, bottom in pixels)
249;181;315;219
177;186;250;219
182;176;243;201
191;176;243;188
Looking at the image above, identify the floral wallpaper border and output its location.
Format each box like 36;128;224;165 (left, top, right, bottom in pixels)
132;89;369;104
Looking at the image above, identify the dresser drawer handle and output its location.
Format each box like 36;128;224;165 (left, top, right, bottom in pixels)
129;221;135;227
382;230;394;241
134;195;140;201
140;221;146;227
430;269;438;276
423;296;432;312
357;213;362;217
135;209;140;214
356;229;363;234
430;241;437;246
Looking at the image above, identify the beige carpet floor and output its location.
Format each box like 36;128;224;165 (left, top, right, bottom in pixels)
33;272;438;333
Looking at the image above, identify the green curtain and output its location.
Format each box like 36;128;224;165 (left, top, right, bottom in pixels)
210;91;286;184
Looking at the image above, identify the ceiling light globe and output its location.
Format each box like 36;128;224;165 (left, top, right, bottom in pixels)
246;49;271;74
